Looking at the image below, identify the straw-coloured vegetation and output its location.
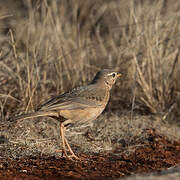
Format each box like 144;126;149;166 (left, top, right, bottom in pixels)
0;0;180;179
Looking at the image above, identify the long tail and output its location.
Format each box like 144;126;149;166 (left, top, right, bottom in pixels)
8;111;58;122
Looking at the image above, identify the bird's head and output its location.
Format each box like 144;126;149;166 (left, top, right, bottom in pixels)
91;69;121;89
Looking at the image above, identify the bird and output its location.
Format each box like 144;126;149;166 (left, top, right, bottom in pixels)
10;69;121;160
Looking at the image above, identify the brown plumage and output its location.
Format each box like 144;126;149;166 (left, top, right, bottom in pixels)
10;69;121;160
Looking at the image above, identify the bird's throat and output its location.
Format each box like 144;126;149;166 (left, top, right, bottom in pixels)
105;80;112;90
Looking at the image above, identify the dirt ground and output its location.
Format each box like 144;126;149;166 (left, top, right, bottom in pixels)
0;129;179;180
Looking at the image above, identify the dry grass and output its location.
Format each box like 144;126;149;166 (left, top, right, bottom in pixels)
0;0;180;157
1;111;180;158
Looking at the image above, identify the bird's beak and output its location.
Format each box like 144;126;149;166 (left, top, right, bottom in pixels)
117;72;122;77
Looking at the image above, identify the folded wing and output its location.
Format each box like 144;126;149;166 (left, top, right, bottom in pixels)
37;85;107;111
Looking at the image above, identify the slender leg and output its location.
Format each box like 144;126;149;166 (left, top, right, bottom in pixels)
60;123;69;158
64;137;79;159
59;121;79;160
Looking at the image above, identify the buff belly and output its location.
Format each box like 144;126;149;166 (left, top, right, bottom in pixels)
59;107;105;123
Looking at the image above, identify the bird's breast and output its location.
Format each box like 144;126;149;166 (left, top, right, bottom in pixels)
59;106;106;124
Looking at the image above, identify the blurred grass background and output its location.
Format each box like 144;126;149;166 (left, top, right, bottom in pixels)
0;0;180;156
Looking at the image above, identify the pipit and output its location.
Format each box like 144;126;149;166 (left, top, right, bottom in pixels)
10;69;121;160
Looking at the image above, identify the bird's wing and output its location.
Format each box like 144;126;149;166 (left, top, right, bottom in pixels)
37;85;107;111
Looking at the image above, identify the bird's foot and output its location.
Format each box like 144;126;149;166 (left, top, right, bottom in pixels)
66;153;80;161
55;149;80;161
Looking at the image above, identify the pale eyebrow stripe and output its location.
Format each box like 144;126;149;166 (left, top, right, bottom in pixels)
107;72;116;76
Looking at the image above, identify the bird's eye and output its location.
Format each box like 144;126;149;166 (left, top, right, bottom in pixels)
112;73;116;78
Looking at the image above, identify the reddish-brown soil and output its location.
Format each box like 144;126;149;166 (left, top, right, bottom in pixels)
0;129;180;180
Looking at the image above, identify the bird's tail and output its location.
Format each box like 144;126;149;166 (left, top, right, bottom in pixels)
8;111;58;122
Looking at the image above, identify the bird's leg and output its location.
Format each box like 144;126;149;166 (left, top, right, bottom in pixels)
58;121;79;160
59;123;69;158
64;137;79;160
